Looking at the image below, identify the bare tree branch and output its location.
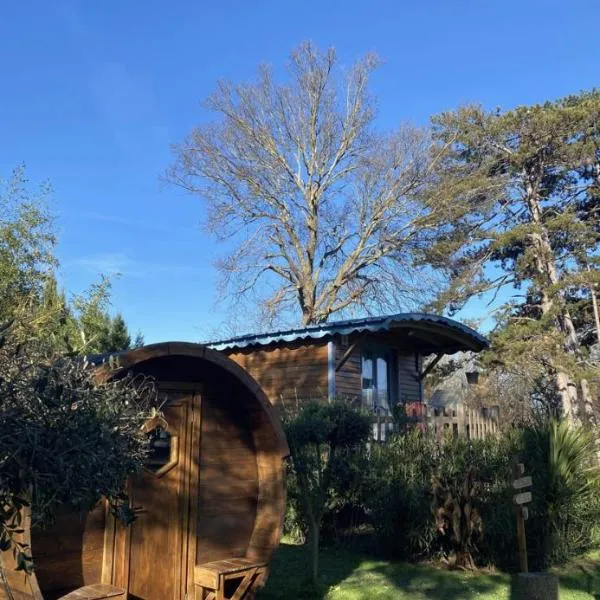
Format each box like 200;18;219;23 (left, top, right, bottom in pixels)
167;42;443;325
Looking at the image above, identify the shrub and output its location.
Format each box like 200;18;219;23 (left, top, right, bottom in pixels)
283;401;372;582
520;419;600;569
366;429;438;560
0;321;155;571
285;409;600;573
367;430;517;568
433;434;516;569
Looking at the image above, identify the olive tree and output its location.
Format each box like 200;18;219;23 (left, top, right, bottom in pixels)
0;319;155;575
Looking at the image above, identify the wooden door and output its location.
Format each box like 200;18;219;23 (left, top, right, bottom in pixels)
112;387;201;600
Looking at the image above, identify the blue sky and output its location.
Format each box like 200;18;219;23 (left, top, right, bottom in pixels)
1;0;599;343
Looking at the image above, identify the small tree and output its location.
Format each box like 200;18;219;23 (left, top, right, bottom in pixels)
522;419;600;568
0;319;155;575
105;314;132;353
283;402;371;583
0;166;56;326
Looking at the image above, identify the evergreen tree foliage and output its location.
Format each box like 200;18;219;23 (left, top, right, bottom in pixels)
422;90;600;422
0;166;141;356
106;314;132;353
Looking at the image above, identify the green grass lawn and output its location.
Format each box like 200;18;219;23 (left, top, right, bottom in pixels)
259;543;600;599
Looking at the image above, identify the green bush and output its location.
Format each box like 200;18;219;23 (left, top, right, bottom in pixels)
366;429;438;560
285;410;600;572
366;430;517;567
283;401;372;581
519;420;600;569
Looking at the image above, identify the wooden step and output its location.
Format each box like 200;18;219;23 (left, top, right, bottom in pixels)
58;584;125;600
195;558;268;599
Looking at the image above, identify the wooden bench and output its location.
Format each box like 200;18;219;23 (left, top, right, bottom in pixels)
194;558;268;600
58;584;126;600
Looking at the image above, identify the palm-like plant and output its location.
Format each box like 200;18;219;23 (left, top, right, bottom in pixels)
432;469;483;569
524;419;600;566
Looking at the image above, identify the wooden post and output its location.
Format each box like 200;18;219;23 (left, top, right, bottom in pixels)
515;504;528;573
512;459;531;573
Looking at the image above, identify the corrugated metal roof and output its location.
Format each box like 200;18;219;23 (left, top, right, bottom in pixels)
206;312;489;353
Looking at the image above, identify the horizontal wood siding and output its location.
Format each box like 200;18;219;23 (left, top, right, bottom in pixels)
226;343;328;407
397;353;421;403
335;339;361;400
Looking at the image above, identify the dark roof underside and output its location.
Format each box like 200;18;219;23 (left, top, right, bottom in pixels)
207;313;489;355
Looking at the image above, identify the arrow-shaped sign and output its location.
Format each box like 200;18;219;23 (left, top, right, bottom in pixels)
512;476;532;490
513;491;532;505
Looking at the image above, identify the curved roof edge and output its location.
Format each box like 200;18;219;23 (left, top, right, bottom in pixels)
207;313;489;354
94;341;289;458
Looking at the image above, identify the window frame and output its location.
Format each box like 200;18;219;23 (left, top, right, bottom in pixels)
360;344;397;415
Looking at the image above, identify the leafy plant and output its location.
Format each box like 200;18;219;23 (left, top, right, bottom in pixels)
283;401;371;583
521;419;600;568
366;429;438;560
432;469;482;569
0;320;155;574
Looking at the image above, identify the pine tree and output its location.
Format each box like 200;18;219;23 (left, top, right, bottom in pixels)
422;90;600;422
106;314;132;353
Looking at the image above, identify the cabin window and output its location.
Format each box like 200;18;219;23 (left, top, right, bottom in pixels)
466;371;479;385
143;425;179;477
361;347;395;414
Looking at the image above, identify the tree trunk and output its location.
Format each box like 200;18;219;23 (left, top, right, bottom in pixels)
588;266;600;345
524;175;582;423
454;550;475;570
307;517;320;583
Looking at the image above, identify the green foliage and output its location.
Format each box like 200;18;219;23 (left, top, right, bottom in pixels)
433;469;482;569
365;423;600;571
0;321;155;572
106;314;131;352
432;434;516;569
422;90;600;420
366;429;438;560
285;410;600;573
366;430;522;570
283;401;372;582
0;167;141;357
0;166;56;325
520;420;600;569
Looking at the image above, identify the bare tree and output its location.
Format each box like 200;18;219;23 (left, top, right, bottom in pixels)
168;43;442;326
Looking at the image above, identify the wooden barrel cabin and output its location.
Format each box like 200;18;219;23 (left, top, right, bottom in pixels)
0;343;289;600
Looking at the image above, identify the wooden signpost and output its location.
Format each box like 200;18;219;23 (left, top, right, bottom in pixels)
512;460;533;573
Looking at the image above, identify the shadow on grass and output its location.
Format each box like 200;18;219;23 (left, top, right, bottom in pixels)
552;556;600;598
260;543;508;600
261;544;600;599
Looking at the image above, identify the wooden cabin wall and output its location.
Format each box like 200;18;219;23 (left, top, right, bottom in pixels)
397;354;421;403
334;333;422;403
0;505;106;600
32;506;106;600
195;390;259;565
225;343;328;407
334;338;361;400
